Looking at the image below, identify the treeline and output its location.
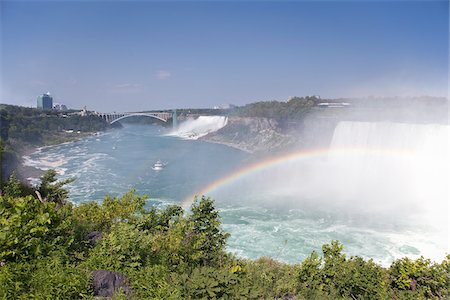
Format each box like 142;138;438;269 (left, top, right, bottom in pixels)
231;96;319;121
0;173;448;299
0;104;113;188
0;104;110;146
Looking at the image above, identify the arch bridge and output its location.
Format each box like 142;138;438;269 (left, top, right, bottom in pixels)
97;111;176;126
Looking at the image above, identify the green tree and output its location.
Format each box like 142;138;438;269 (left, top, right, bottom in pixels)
188;196;230;267
37;169;74;206
2;172;33;198
390;256;449;298
0;195;74;262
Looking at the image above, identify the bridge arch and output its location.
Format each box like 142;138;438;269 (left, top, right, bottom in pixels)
109;113;169;124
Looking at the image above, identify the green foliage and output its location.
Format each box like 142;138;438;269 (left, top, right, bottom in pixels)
85;222;153;271
0;254;92;299
389;256;449;298
232;96;319;121
241;257;297;299
0;195;74;262
2;172;34;198
177;266;257;300
72;190;147;235
125;265;181;299
1;186;449;299
1;104;110;147
295;241;389;299
137;204;184;233
188;196;230;267
297;251;323;292
37;169;74;205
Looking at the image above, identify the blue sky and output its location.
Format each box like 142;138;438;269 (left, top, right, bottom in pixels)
1;0;448;112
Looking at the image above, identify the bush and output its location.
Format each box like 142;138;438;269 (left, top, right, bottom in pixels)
125;265;180;299
0;195;73;262
176;265;257;300
296;241;389;299
389;256;449;298
84;222;153;271
1;183;450;299
0;255;92;299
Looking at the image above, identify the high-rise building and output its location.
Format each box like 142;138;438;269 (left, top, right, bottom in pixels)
37;92;53;110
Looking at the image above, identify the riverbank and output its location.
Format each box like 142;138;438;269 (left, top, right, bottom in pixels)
7;131;103;184
0;104;116;186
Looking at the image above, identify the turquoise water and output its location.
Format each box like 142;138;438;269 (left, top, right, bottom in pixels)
24;124;448;265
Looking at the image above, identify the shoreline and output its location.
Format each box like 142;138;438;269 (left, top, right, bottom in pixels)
13;131;102;184
199;136;254;154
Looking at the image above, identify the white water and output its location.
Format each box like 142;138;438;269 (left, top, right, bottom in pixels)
23;121;449;265
328;121;449;222
331;122;450;251
168;116;227;139
324;121;450;260
209;120;449;264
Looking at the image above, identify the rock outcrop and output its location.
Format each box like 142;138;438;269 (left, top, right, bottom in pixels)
201;117;295;153
92;270;132;298
85;231;102;246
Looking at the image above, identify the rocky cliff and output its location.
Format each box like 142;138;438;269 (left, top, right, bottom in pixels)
201;117;296;153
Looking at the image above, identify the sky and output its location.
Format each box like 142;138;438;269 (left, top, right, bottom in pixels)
1;0;448;112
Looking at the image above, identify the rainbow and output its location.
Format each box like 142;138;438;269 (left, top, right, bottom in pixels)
181;147;414;207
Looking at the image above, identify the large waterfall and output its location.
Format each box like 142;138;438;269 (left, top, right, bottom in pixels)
201;120;449;263
327;121;449;251
167;116;228;139
327;121;449;207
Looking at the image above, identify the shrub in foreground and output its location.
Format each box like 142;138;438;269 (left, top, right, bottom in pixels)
0;176;449;299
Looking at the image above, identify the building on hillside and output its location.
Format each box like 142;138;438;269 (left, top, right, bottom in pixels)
53;103;68;111
37;92;53;110
213;104;237;109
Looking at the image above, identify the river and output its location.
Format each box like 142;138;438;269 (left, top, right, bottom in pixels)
23;120;449;265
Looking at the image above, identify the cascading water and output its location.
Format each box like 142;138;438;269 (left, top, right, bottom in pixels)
327;121;449;220
325;121;449;257
167;116;228;139
207;120;449;263
23;120;449;264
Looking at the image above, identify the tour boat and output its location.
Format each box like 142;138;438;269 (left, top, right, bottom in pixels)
152;160;164;171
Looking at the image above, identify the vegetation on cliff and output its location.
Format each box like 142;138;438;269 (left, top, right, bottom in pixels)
0;104;113;188
0;104;110;147
0;172;448;299
231;96;319;122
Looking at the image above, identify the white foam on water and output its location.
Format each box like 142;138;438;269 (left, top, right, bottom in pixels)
218;121;449;265
167;116;228;139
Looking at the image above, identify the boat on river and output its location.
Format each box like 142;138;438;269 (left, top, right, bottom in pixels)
152;160;164;171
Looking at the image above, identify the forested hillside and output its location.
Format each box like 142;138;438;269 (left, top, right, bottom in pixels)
0;104;113;188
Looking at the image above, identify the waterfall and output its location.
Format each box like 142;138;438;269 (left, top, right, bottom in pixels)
167;116;228;139
327;121;449;234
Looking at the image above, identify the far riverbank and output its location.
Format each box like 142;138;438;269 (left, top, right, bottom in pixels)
6;131;107;185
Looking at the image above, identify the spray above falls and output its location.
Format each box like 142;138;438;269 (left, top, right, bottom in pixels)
191;120;449;263
167;116;228;140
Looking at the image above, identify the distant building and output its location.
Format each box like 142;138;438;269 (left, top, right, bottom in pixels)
37;92;53;110
53;103;68;111
213;104;237;109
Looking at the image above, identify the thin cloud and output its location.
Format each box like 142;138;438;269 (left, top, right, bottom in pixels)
115;83;141;89
156;70;171;80
110;83;143;94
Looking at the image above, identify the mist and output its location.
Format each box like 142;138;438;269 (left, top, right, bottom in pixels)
192;96;450;262
167;116;228;140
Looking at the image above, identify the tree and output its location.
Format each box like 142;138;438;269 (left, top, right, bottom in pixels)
37;170;74;206
188;196;230;267
2;172;33;198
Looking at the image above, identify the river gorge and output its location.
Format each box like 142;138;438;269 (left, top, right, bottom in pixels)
22;114;449;266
